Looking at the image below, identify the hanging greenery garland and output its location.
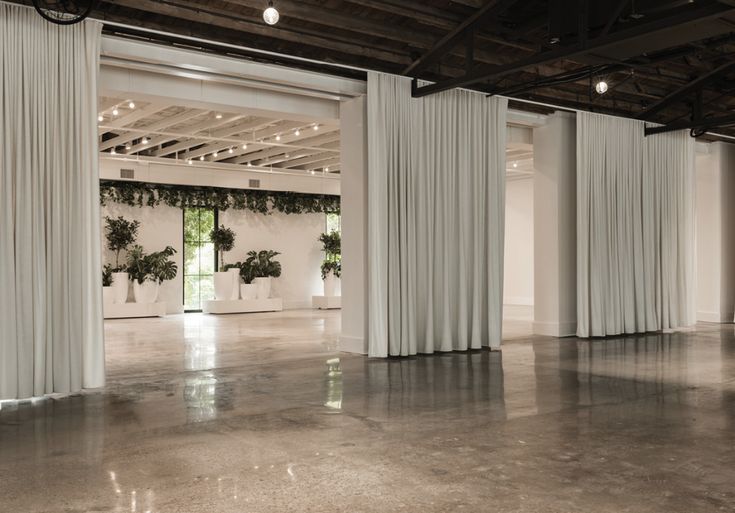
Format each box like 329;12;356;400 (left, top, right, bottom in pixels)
100;180;340;215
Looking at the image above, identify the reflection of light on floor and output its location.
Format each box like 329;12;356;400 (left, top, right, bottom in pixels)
184;314;217;371
324;358;342;411
184;371;218;422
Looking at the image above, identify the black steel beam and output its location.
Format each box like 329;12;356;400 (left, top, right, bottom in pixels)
413;1;734;98
636;61;735;120
644;113;735;135
600;0;629;37
402;0;519;76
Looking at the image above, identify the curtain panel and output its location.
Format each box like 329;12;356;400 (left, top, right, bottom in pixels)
367;72;507;357
576;111;696;338
0;4;104;399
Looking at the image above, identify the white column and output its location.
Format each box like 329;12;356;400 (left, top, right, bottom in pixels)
696;141;735;322
532;111;577;337
339;96;369;353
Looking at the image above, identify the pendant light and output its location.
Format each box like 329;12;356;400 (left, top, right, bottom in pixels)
595;80;609;94
263;1;279;25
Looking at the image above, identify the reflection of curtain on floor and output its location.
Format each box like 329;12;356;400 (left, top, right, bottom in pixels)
576;112;695;338
0;4;105;400
367;72;507;357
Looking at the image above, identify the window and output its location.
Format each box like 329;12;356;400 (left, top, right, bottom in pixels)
183;208;216;311
326;212;341;233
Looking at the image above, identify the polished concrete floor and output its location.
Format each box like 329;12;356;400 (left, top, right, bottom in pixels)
1;310;735;512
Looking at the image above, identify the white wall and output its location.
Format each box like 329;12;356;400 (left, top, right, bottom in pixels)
504;178;534;305
101;202;184;314
220;210;325;309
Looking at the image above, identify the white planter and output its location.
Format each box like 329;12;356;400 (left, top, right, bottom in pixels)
133;280;159;304
323;270;338;297
213;271;233;300
254;277;272;299
102;286;115;306
111;272;129;304
240;283;258;300
228;268;240;300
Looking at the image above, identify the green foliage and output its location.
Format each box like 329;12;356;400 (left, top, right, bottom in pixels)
102;264;113;287
104;216;140;268
100;180;340;215
210;225;236;268
319;231;341;257
245;250;282;279
321;260;341;280
222;263;240;271
126;245;178;284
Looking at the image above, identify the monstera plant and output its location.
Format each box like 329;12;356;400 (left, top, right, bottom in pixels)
245;250;282;278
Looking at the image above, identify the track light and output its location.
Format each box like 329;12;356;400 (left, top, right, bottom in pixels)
112;108;119;116
199;155;205;161
310;170;315;175
595;80;609;94
228;147;234;154
110;148;117;155
325;167;329;172
125;144;132;150
242;143;248;150
295;129;300;136
276;134;281;141
247;162;252;167
215;113;223;119
188;159;193;165
213;151;219;158
512;162;518;168
263;1;279;25
128;101;135;109
97;115;103;122
313;124;319;131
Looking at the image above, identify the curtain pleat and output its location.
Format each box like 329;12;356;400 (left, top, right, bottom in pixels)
367;72;507;357
0;4;104;400
576;111;695;337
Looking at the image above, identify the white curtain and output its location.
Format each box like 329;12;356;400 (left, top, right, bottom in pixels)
577;111;695;337
0;4;104;400
367;72;507;357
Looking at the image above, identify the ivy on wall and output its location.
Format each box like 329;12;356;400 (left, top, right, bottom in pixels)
100;180;340;215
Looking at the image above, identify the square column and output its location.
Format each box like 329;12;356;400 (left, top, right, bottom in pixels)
532;112;577;337
339;96;369;353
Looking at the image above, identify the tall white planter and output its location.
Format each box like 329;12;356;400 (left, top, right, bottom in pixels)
111;272;129;304
213;271;233;301
240;283;258;300
228;268;240;300
254;277;271;299
323;270;338;297
133;280;159;304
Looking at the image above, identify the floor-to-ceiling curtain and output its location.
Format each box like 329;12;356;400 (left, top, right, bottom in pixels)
577;111;695;337
0;4;104;400
367;72;507;357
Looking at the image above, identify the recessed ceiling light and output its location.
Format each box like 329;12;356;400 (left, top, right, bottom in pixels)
242;143;248;150
97;115;103;122
313;124;319;131
188;159;193;165
276;134;281;141
247;162;252;167
325;167;329;172
112;108;119;116
128;101;135;109
199;155;205;161
512;162;518;168
215;113;223;119
228;148;234;154
295;129;300;136
213;151;219;157
310;170;315;175
263;1;279;25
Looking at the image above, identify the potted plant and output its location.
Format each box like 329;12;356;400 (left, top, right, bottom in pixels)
104;216;140;304
235;261;258;300
126;245;178;304
245;250;282;299
319;231;341;297
102;264;114;306
210;225;236;300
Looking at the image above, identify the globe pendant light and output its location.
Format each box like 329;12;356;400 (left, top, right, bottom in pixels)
263;1;279;25
595;80;608;94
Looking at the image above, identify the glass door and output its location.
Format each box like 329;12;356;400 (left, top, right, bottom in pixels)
183;207;217;312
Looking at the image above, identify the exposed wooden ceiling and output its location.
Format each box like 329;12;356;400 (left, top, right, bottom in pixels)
17;0;735;137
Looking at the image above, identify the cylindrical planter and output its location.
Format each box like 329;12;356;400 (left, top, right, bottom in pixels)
228;268;240;300
102;286;115;306
254;277;271;299
133;280;159;304
323;270;337;297
240;283;258;300
111;272;129;304
213;271;233;300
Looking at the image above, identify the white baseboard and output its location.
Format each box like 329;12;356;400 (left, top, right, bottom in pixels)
533;320;577;337
283;300;312;310
696;310;733;323
339;335;367;355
